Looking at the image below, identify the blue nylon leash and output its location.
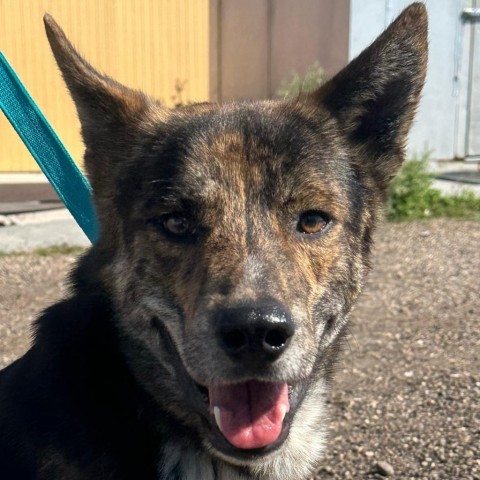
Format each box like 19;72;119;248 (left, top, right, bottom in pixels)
0;52;98;243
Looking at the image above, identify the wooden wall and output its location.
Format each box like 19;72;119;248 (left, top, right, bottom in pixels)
0;0;209;172
209;0;350;102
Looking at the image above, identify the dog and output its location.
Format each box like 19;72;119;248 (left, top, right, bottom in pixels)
0;4;427;479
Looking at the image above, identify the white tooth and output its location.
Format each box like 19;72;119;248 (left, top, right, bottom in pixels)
214;406;222;432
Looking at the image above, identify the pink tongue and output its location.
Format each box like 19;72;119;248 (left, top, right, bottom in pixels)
209;381;289;450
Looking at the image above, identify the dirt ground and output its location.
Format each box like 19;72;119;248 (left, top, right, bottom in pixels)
0;219;478;480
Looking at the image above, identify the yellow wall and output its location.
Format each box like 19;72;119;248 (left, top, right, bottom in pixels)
0;0;209;172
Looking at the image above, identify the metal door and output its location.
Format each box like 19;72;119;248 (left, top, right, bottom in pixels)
464;3;480;158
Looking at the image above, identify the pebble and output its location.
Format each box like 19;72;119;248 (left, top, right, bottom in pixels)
374;461;395;477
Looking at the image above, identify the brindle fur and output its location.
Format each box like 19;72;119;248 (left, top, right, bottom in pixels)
0;5;427;480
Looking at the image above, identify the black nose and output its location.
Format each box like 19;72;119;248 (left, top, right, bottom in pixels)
215;301;295;361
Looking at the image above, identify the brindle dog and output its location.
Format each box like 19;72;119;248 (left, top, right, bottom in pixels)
0;4;427;479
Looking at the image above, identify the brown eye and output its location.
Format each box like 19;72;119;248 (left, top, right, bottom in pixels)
162;215;195;236
297;211;329;234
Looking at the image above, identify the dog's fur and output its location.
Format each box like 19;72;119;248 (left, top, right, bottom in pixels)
0;5;427;479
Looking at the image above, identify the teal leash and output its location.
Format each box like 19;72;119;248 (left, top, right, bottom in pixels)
0;52;98;243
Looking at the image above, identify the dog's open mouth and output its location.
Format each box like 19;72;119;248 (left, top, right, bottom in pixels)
208;380;289;449
195;379;304;455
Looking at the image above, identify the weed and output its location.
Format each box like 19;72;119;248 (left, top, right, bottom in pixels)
387;153;480;221
171;79;189;107
0;244;85;257
276;62;326;100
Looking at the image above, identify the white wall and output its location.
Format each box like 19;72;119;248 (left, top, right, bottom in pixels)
349;0;467;160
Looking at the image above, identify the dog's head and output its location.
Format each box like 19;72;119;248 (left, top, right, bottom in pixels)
45;4;427;477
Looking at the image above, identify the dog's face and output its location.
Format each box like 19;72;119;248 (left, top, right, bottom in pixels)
45;4;427;477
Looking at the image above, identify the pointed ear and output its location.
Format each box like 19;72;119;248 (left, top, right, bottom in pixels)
312;3;428;189
43;14;151;183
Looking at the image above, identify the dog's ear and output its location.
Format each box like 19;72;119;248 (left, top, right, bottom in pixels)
43;14;152;188
311;3;428;190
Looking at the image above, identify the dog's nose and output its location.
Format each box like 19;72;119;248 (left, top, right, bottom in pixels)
215;301;295;361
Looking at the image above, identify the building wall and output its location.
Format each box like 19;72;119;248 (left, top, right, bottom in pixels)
210;0;350;102
459;0;480;159
349;0;468;161
0;0;209;172
1;0;350;173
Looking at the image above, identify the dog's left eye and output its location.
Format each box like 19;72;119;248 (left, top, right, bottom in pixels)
297;211;330;235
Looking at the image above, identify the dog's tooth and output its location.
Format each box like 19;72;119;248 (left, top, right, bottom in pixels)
213;406;222;432
279;403;288;417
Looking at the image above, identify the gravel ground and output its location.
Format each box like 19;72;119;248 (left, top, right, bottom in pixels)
0;219;479;479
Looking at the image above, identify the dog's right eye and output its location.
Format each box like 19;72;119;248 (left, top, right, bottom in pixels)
148;214;196;240
163;215;194;236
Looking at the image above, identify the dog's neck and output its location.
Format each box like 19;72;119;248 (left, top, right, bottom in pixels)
157;442;246;480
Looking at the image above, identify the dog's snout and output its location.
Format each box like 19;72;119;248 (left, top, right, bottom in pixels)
215;301;295;361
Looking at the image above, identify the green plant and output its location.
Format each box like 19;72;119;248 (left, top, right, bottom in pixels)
32;245;86;256
171;79;189;107
0;244;85;257
276;62;326;100
387;153;480;221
